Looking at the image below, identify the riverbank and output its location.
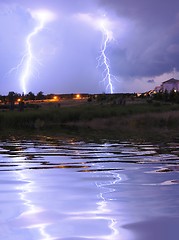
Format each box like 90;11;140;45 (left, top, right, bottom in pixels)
0;101;179;142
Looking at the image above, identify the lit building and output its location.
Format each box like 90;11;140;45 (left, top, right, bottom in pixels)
154;86;162;93
161;78;179;92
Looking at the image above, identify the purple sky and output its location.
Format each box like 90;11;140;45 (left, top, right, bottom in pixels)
1;0;179;94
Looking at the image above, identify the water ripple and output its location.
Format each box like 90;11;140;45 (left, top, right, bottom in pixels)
0;139;178;240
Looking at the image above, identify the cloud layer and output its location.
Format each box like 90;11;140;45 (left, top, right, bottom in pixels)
0;0;179;94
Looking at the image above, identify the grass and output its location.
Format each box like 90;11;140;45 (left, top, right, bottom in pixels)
0;102;179;142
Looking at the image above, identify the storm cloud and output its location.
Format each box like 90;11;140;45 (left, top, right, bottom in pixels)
0;0;179;94
99;0;179;76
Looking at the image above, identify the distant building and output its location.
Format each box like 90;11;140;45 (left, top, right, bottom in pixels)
154;86;162;93
161;78;179;92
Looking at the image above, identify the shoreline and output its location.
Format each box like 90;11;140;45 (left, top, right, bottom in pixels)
0;101;179;143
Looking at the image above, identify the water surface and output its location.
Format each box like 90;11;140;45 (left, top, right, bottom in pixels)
0;139;179;240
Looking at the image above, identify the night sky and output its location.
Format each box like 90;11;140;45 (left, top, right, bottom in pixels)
1;0;179;94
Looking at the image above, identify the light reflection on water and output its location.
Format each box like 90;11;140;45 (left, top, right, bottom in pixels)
0;139;179;240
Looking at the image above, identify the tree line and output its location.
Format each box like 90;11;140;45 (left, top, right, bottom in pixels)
152;90;179;103
0;91;56;104
0;91;52;111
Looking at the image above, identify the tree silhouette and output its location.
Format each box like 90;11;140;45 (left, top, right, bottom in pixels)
36;91;45;100
26;92;35;101
8;91;16;110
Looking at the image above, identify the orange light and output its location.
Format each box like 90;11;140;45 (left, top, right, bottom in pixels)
53;96;59;101
76;94;81;99
17;98;21;102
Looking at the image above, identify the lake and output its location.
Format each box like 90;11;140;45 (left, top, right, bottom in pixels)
0;138;179;240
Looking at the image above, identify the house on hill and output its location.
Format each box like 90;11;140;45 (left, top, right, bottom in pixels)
161;78;179;92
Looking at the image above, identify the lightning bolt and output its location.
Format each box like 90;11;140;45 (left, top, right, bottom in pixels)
97;18;117;94
20;20;44;94
9;9;55;94
75;13;119;94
